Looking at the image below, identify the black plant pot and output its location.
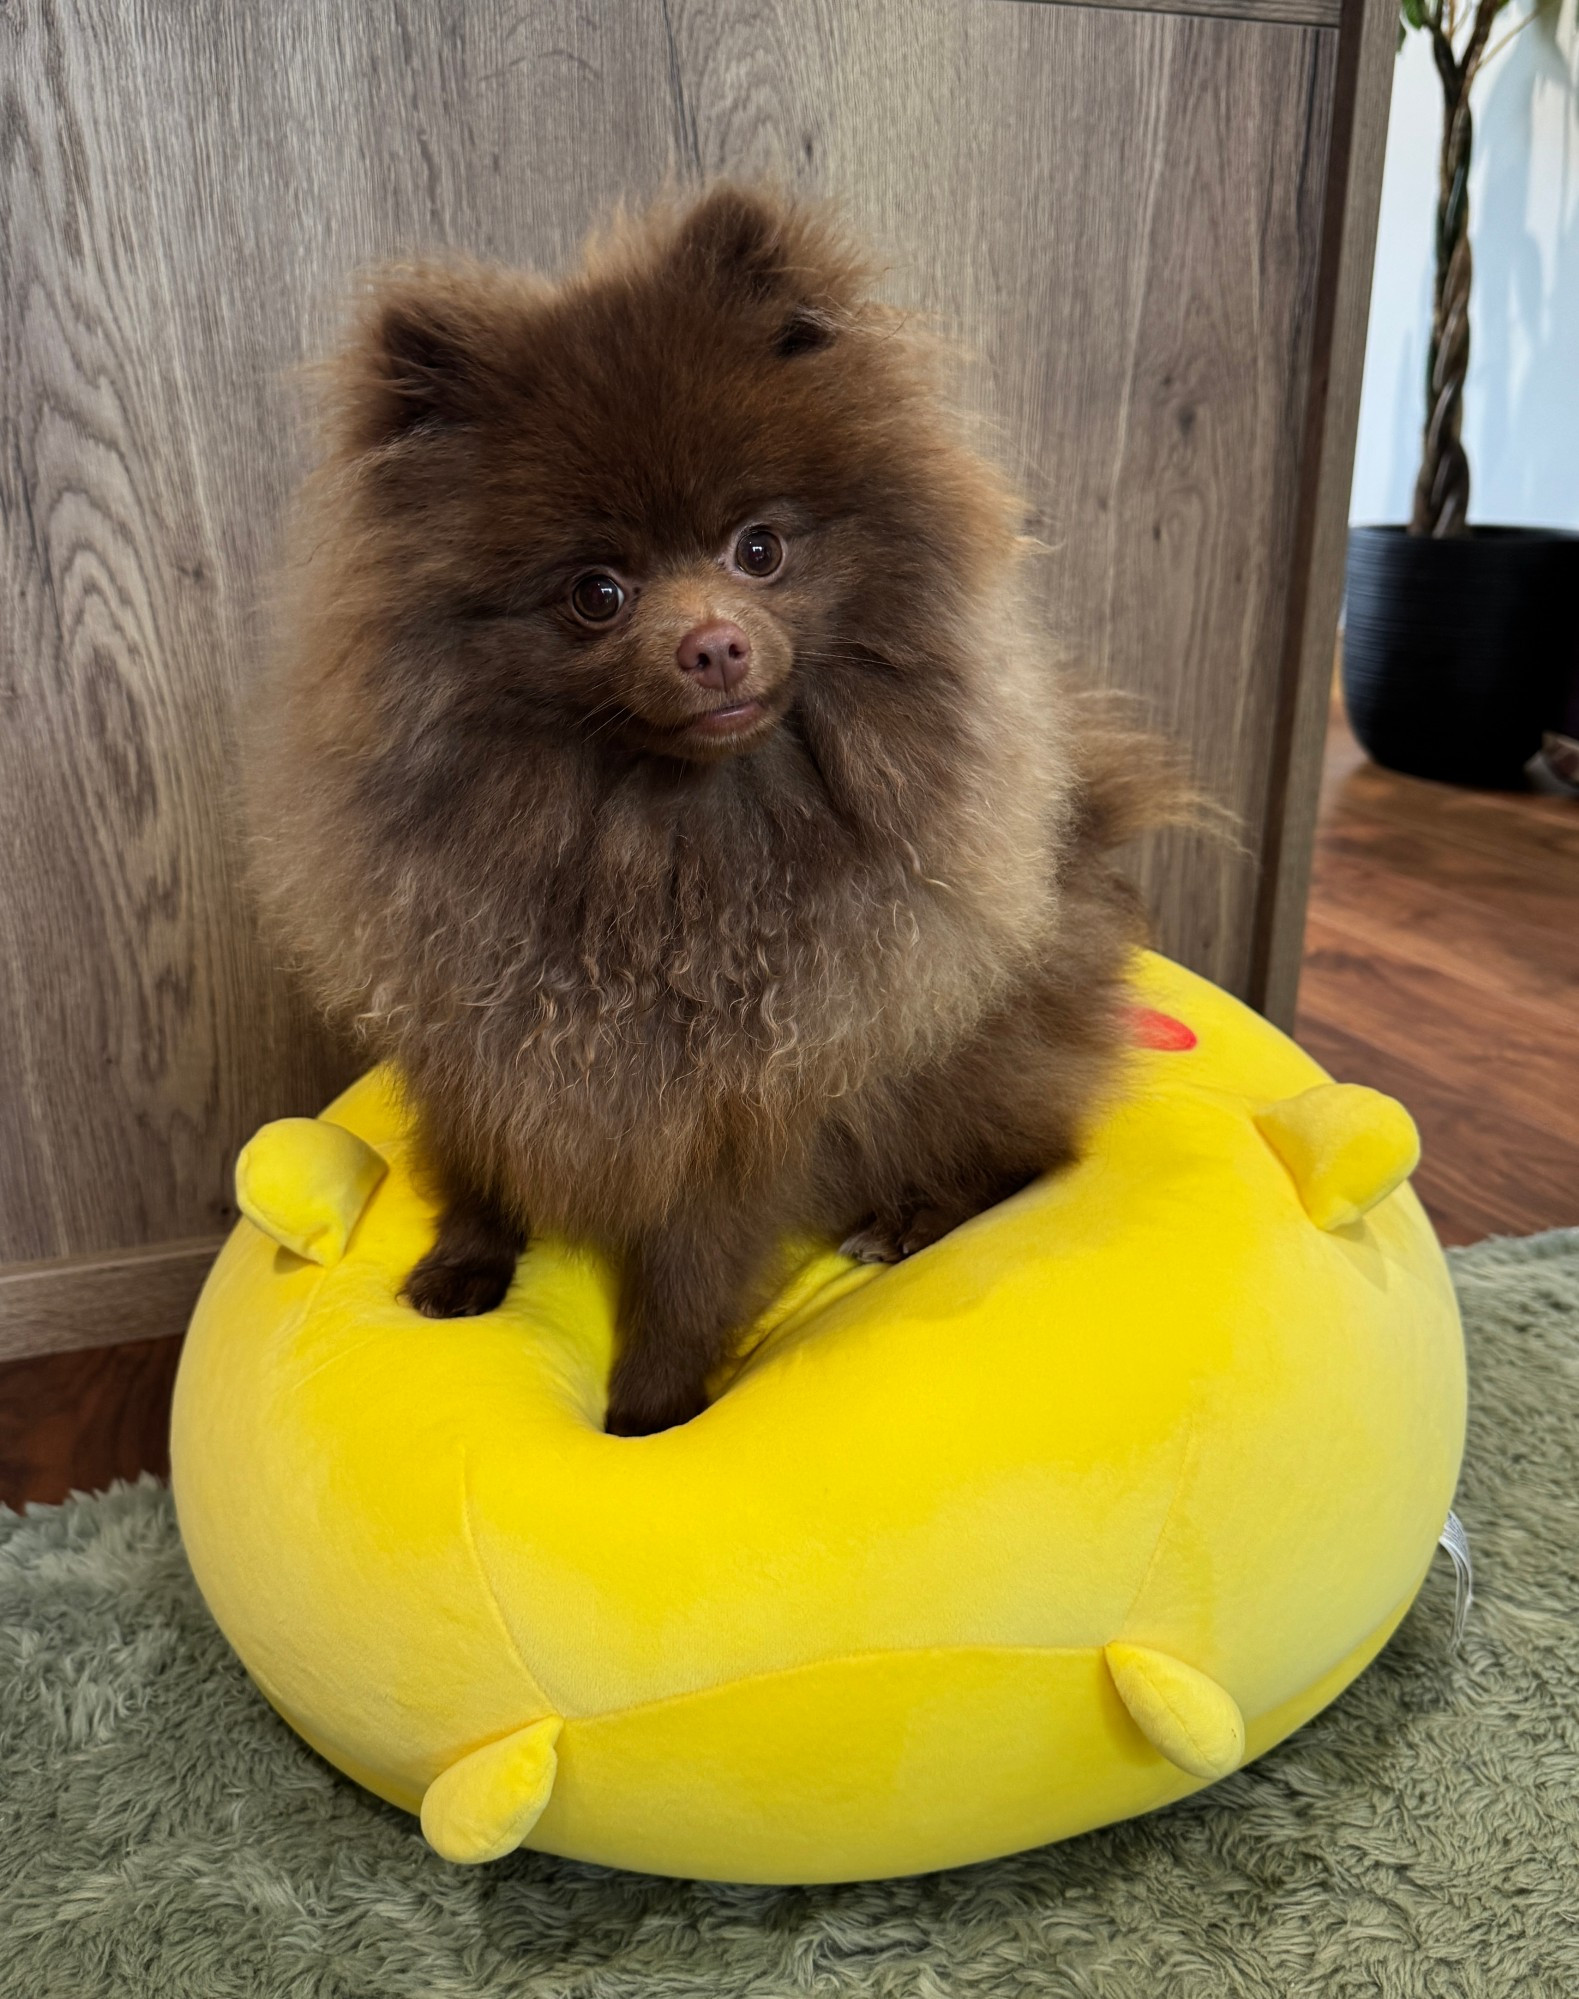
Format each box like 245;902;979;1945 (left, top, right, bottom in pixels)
1342;526;1579;789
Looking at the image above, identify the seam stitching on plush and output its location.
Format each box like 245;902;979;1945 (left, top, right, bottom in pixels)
1117;1413;1199;1636
565;1641;1102;1728
459;1450;556;1716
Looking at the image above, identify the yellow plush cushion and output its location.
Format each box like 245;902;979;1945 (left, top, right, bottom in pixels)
171;954;1465;1883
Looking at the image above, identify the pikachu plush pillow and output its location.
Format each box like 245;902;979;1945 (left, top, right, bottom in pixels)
172;955;1465;1883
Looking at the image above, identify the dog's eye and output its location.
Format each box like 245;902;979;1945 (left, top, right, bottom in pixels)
733;526;785;579
569;573;625;625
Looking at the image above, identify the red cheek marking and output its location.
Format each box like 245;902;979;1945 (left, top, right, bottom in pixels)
1129;1006;1198;1052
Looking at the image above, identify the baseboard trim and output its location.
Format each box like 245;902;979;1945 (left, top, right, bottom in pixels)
0;1238;224;1362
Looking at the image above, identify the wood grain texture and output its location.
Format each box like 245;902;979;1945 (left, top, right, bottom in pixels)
1;0;677;1279
1294;1017;1579;1247
0;1238;220;1362
1021;0;1341;25
1252;0;1402;1026
1302;917;1579;1148
2;0;1374;1359
0;1334;183;1509
1297;699;1579;1248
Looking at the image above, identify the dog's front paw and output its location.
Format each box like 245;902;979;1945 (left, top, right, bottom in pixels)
841;1204;955;1265
604;1363;709;1437
404;1250;515;1319
841;1221;905;1265
604;1397;701;1437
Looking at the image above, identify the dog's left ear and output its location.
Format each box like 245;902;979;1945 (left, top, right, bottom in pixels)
670;186;853;356
332;267;524;456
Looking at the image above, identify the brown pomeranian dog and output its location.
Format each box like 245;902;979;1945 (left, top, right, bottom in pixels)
248;185;1179;1436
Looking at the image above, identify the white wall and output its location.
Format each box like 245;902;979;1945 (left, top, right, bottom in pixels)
1349;0;1579;528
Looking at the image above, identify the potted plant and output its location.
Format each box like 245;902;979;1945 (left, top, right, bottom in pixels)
1343;0;1579;789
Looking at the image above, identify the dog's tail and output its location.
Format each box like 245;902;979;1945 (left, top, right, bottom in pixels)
1063;692;1212;858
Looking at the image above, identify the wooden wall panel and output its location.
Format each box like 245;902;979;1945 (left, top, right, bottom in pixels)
0;1238;221;1362
0;1;682;1277
649;0;1336;997
1021;0;1340;21
1;0;1381;1364
1251;0;1401;1021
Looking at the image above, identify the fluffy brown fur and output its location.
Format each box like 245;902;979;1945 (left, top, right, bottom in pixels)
248;186;1179;1435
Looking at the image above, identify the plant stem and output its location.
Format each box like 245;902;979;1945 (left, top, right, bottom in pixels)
1410;0;1510;537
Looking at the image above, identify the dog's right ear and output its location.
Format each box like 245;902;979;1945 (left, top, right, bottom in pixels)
672;186;799;308
668;185;862;357
334;273;501;454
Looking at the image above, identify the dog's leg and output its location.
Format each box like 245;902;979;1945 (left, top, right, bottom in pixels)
605;1216;772;1436
836;1033;1093;1266
405;1169;525;1319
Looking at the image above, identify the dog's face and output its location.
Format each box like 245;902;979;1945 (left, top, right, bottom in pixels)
480;486;811;765
332;188;1016;772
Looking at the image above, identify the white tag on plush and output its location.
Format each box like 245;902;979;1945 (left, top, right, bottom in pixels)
1438;1511;1474;1651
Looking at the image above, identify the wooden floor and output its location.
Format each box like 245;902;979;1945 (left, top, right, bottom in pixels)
2;706;1575;1508
1296;704;1579;1247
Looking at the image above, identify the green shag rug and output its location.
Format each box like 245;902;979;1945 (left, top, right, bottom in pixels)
3;1233;1578;1999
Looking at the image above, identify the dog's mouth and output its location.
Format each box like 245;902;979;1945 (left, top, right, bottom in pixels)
688;699;768;737
650;692;786;759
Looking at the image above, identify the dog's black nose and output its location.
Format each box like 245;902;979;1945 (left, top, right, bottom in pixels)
676;621;751;692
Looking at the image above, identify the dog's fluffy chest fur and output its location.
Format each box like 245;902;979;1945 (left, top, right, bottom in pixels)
353;731;1059;1233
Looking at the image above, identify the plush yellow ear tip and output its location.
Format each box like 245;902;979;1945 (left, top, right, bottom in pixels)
235;1118;388;1267
1105;1642;1245;1781
1254;1083;1420;1231
420;1717;562;1864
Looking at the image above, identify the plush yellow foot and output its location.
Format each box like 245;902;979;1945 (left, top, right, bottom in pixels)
1255;1084;1420;1232
1105;1642;1245;1780
420;1716;563;1864
234;1118;388;1267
